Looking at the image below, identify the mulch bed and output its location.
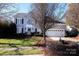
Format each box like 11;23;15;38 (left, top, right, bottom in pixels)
46;39;79;56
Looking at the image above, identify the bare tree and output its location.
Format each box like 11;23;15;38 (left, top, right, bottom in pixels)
0;3;18;20
30;3;67;50
66;4;79;30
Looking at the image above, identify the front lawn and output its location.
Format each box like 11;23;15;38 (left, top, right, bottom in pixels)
0;47;43;55
0;36;42;48
0;36;44;55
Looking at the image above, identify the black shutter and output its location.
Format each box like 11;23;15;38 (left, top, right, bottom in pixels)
16;19;17;24
35;28;37;32
22;19;24;24
22;28;23;33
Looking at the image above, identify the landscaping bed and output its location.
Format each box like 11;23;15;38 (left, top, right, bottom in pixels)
46;36;79;56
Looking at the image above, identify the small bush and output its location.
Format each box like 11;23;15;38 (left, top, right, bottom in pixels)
66;27;78;37
34;33;43;37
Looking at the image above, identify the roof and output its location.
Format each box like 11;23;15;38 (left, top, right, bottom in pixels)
14;13;27;18
49;23;66;30
25;24;35;28
54;20;65;24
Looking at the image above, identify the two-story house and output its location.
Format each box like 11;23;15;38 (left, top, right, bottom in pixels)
14;13;41;35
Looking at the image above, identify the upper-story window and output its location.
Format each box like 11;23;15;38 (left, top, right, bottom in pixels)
16;18;22;24
27;19;32;24
16;18;24;24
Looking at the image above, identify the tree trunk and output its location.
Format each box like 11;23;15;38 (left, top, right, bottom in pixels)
43;31;46;47
43;17;46;47
43;18;48;55
43;30;47;55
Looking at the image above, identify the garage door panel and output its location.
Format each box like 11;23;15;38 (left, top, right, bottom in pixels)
46;29;65;37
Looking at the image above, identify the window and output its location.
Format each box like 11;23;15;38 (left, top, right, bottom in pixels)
17;18;22;24
17;27;21;33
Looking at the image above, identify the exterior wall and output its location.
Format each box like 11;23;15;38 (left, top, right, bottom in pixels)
16;17;27;33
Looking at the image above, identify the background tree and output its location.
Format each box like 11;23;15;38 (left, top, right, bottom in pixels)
30;3;67;48
0;3;17;19
66;3;79;30
0;3;17;37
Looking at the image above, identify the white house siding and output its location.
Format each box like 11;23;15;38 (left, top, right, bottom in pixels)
17;27;22;33
15;17;27;33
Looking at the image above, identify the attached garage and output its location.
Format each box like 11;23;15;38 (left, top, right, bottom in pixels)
46;29;65;37
46;23;66;37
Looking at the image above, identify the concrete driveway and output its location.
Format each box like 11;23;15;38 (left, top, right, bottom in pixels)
48;37;79;42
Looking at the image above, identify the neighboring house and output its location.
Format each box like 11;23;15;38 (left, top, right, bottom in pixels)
14;13;41;35
46;22;66;37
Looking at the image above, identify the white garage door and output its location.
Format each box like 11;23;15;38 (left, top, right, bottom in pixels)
46;29;65;37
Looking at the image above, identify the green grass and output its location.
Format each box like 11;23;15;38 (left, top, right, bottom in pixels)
0;36;43;55
0;48;43;55
0;36;42;48
0;50;17;55
0;39;22;44
19;49;43;55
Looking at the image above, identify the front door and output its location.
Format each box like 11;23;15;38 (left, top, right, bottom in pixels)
27;28;31;35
